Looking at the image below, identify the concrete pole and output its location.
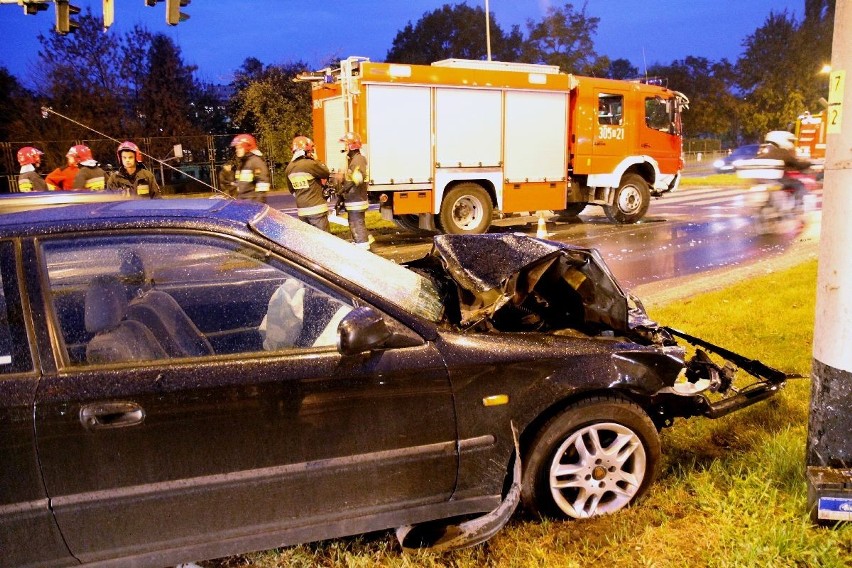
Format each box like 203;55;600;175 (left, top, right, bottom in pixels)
807;0;852;524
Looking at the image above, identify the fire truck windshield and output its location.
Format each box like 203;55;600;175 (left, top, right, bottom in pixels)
645;96;679;135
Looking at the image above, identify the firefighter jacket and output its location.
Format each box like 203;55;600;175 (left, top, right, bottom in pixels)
18;165;47;192
340;150;369;212
235;152;270;196
106;164;161;198
284;154;331;218
45;165;79;190
758;144;811;172
74;164;107;191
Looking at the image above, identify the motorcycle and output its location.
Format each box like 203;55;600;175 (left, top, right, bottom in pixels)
735;158;818;233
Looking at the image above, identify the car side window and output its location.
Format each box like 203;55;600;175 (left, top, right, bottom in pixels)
0;241;32;374
40;233;353;366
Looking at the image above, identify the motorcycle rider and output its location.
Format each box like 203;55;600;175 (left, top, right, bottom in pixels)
45;146;80;190
70;145;106;190
16;146;47;192
230;134;270;202
337;132;373;249
284;136;332;232
106;141;160;198
758;130;811;205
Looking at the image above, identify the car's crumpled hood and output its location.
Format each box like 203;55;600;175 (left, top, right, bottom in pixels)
406;233;663;342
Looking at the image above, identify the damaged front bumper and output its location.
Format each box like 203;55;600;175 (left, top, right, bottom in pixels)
661;326;788;419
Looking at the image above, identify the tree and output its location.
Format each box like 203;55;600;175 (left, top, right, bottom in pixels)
137;34;199;138
735;7;834;140
522;2;601;74
230;60;313;168
605;58;639;80
649;57;744;144
386;3;524;64
0;67;26;141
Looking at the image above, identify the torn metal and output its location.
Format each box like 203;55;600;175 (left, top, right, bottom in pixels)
396;423;522;552
407;233;788;419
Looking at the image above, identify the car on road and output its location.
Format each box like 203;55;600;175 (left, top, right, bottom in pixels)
713;144;761;173
0;199;788;567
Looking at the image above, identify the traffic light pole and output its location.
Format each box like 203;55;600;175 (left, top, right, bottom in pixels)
807;0;852;525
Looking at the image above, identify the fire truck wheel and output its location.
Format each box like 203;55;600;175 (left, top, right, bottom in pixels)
439;183;493;234
554;203;586;219
394;215;436;234
604;174;650;224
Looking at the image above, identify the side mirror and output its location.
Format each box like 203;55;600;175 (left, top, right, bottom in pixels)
338;306;392;356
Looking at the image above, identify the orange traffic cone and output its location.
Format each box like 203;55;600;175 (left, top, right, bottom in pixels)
536;212;549;239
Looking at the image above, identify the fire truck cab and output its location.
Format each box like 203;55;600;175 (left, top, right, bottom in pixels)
304;57;688;234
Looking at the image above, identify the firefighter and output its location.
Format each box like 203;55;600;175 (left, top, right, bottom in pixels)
230;134;270;202
70;145;106;191
759;130;812;203
106;141;161;198
45;146;80;190
16;146;47;192
284;136;331;232
217;161;237;196
337;132;373;249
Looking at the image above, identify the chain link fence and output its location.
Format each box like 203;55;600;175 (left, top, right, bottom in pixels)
0;135;278;194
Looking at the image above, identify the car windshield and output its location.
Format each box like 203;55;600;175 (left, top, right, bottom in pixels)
732;145;758;158
251;207;444;323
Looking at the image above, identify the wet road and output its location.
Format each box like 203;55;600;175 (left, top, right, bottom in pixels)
366;185;823;290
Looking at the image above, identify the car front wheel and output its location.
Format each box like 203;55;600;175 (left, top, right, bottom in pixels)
521;396;660;519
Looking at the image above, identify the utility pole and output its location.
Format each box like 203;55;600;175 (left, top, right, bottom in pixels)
807;0;852;524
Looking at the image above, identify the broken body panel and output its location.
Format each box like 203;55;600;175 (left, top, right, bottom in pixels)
397;233;787;549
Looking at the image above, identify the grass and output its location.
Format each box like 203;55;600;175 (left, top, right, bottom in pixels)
207;259;851;567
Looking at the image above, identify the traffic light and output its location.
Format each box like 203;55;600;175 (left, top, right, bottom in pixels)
166;0;190;26
55;1;81;34
22;1;49;16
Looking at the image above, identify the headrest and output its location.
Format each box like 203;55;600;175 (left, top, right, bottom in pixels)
85;276;130;334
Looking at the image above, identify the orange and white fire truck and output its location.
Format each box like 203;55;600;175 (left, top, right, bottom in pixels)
794;110;827;161
302;56;689;234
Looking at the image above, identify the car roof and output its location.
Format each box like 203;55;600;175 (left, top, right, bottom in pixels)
0;198;265;238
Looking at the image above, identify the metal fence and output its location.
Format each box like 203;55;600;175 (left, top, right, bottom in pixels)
0;135;277;194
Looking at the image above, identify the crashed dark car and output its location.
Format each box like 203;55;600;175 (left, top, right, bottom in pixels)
0;199;787;567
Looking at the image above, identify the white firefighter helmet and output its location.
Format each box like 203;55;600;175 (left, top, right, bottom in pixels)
764;131;796;150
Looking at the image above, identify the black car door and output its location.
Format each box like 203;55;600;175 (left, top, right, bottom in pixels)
0;239;72;568
29;231;457;564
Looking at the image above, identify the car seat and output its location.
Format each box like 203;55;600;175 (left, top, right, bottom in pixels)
126;290;215;357
84;275;167;364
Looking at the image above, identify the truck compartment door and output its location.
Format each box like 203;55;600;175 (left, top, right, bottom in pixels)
435;88;502;169
502;91;568;211
321;96;348;174
365;85;432;185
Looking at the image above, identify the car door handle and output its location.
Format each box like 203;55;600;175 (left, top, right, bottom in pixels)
641;143;651;148
594;141;606;146
80;401;145;430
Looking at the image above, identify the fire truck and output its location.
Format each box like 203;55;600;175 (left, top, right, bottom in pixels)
794;110;827;161
302;57;689;234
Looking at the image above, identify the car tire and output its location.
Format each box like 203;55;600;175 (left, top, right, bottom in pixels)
604;174;650;224
521;395;660;519
438;183;493;234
